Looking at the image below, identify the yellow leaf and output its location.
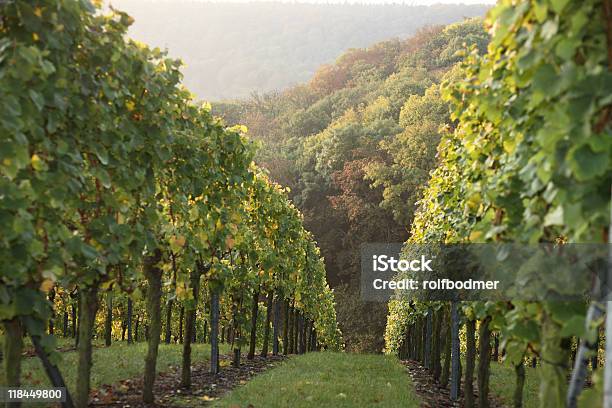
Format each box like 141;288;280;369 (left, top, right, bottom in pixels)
176;284;187;299
31;154;44;171
125;100;135;111
229;124;248;134
40;279;54;293
230;211;241;223
32;33;39;41
198;231;209;244
189;206;199;221
469;230;483;242
225;235;235;249
33;7;43;17
169;235;186;252
466;193;481;211
100;280;115;290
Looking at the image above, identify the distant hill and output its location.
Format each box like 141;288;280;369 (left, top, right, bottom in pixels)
109;1;489;100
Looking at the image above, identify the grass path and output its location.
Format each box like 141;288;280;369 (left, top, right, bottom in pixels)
212;352;420;408
7;336;540;408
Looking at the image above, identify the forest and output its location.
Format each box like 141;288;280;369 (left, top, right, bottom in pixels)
213;17;490;353
1;0;612;407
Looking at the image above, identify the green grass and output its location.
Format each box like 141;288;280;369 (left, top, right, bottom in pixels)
17;340;230;395
489;362;539;408
2;337;540;408
213;352;419;408
0;335;101;355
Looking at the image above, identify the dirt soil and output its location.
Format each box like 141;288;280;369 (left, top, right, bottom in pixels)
401;360;507;408
88;354;287;407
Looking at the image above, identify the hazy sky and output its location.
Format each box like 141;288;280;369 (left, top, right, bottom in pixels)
112;0;492;98
149;0;497;4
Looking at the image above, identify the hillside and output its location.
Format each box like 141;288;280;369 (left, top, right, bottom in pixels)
109;0;489;99
212;19;489;351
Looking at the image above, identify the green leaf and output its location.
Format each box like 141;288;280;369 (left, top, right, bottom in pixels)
94;167;112;188
568;144;610;181
532;63;558;96
548;302;586;322
504;339;527;365
533;2;548;23
550;0;570;13
508;320;540;342
555;38;579;60
559;315;585;337
81;244;98;259
93;144;109;165
29;90;45;111
3;95;22;117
